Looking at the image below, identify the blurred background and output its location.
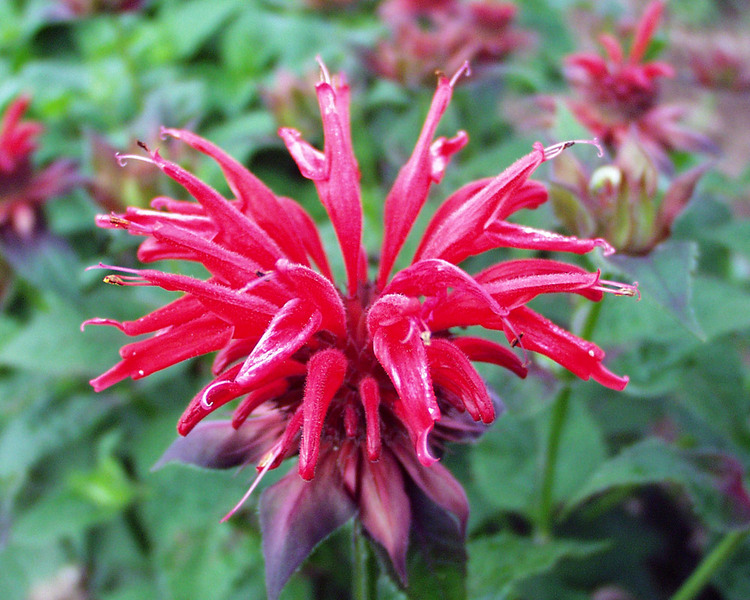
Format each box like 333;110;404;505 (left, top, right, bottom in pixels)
1;0;750;599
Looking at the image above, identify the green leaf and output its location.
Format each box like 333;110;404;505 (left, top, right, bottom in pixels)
700;220;750;258
161;0;243;59
565;438;750;532
472;399;606;519
691;275;750;341
11;486;122;544
0;295;129;376
468;532;608;600
0;391;119;481
601;240;703;338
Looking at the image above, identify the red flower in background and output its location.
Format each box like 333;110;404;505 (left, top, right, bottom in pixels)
564;1;716;169
370;0;533;86
85;62;636;597
0;96;77;237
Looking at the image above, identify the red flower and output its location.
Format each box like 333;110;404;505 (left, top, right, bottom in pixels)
370;0;533;86
0;96;77;237
564;1;716;169
85;62;635;596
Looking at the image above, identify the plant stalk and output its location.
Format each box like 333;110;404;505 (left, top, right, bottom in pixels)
670;529;750;600
536;300;604;540
353;521;370;600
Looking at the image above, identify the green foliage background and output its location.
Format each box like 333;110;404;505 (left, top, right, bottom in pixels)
1;1;750;599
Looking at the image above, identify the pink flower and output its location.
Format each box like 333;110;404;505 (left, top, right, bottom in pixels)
85;62;635;596
370;0;533;86
0;95;78;238
564;1;716;169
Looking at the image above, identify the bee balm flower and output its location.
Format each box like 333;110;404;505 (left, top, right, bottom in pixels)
85;62;635;597
0;95;77;238
564;1;716;169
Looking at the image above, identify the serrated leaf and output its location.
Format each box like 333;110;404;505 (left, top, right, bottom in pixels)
468;532;608;600
565;438;750;532
472;400;606;518
601;240;703;338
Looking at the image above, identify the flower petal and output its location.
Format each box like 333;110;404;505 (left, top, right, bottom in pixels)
384;258;504;317
377;71;466;288
415;143;546;263
161;127;312;266
275;259;346;340
236;298;323;387
451;336;527;378
259;454;356;600
149;150;284;269
368;295;439;465
359;450;411;584
90;314;232;392
504;306;628;390
299;349;348;480
426;338;494;423
153;416;285;471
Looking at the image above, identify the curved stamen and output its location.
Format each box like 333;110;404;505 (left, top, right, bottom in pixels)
449;61;472;87
316;55;332;85
543;138;604;160
115;152;156;168
200;379;236;409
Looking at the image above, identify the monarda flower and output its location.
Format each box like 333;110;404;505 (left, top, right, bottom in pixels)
85;62;636;597
0;95;78;238
563;1;715;170
550;134;708;255
370;0;532;86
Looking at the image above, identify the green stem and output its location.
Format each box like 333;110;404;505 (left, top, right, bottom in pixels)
536;300;604;541
536;385;571;541
670;529;750;600
353;521;370;600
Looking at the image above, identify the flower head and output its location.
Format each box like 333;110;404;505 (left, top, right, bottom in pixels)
53;0;146;18
370;0;533;86
86;62;635;596
550;134;708;255
563;1;716;169
0;95;78;238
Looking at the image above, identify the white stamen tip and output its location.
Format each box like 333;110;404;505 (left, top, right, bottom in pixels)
115;152;155;168
315;55;332;85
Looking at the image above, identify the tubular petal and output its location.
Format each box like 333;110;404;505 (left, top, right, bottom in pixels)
426;338;494;423
149;150;284;269
503;306;628;389
451;336;527;378
90;314;232;392
236;298;323;387
370;313;439;466
359;377;382;461
377;72;465;288
299;349;348;480
274;259;346;340
383;258;505;317
415;144;546;263
161;127;311;266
